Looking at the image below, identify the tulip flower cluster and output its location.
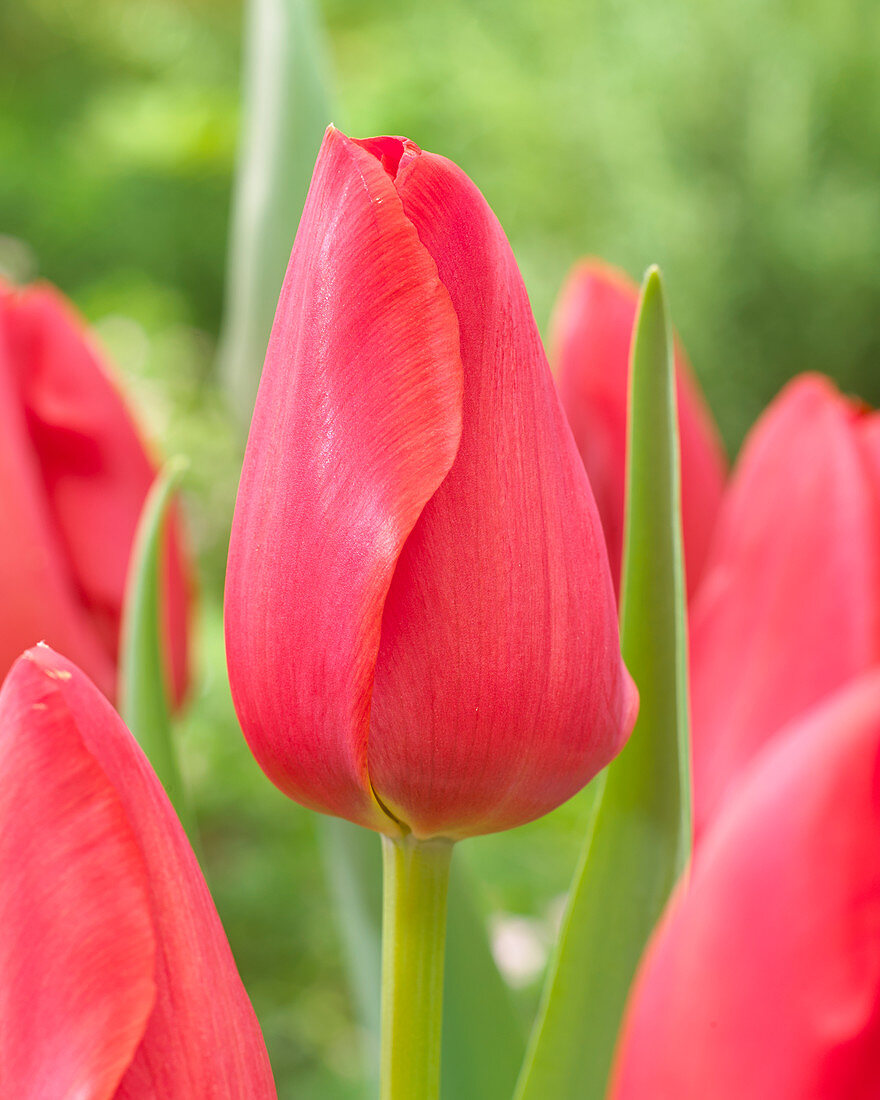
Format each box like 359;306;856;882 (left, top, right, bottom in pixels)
608;373;880;1095
2;121;878;1100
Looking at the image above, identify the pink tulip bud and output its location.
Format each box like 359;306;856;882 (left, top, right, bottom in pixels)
610;670;880;1099
0;645;276;1097
225;129;637;840
0;278;192;704
551;260;726;598
690;374;880;837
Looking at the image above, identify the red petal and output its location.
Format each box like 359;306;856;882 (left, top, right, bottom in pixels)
366;151;637;837
0;280;192;706
690;374;880;836
552;260;727;598
225;128;464;831
0;306;117;697
611;671;880;1100
17;647;277;1098
0;653;155;1097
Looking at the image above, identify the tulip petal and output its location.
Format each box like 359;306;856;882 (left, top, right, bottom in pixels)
690;374;880;836
0;313;117;697
225;128;464;831
610;670;880;1100
367;150;636;837
12;647;277;1098
552;260;726;597
1;281;191;705
0;653;156;1098
858;409;880;483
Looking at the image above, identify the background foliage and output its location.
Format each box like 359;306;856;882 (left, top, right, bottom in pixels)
3;0;880;1095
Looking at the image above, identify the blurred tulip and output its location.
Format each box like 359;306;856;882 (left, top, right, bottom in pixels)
551;260;726;597
690;374;880;836
0;644;276;1098
0;278;191;704
225;128;636;840
610;670;880;1100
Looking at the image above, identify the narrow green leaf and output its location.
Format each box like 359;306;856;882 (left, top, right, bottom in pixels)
218;0;336;422
320;821;523;1098
514;266;692;1100
120;457;196;840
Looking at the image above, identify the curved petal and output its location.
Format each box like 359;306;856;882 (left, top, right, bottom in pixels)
0;653;155;1099
690;374;880;837
858;409;880;483
367;149;637;838
225;128;464;831
551;259;726;597
2;280;192;706
18;646;277;1098
611;671;880;1100
0;306;117;697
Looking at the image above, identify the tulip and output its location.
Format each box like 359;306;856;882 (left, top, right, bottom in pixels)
0;644;276;1097
551;260;726;597
690;373;880;837
0;277;191;704
225;128;637;840
609;669;880;1099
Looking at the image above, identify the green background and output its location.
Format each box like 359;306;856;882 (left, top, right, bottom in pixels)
3;1;879;1095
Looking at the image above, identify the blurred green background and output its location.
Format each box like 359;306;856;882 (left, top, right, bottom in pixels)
3;0;880;1095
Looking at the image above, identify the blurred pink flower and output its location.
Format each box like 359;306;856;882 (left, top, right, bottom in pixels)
690;374;880;836
551;259;726;597
0;277;192;704
611;670;880;1100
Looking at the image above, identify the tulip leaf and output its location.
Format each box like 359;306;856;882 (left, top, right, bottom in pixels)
218;0;336;422
321;820;524;1098
120;458;197;841
514;267;692;1100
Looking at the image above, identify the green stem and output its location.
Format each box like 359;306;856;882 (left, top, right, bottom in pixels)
381;834;454;1100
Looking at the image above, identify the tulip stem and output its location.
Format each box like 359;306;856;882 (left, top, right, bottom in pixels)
380;833;454;1100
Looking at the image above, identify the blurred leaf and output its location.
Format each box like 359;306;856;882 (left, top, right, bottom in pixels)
319;817;383;1088
320;822;523;1099
441;854;524;1099
218;0;335;421
514;266;691;1100
120;457;197;841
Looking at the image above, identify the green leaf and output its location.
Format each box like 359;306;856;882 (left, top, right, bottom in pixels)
320;821;524;1099
218;0;336;422
514;266;691;1100
120;457;197;840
